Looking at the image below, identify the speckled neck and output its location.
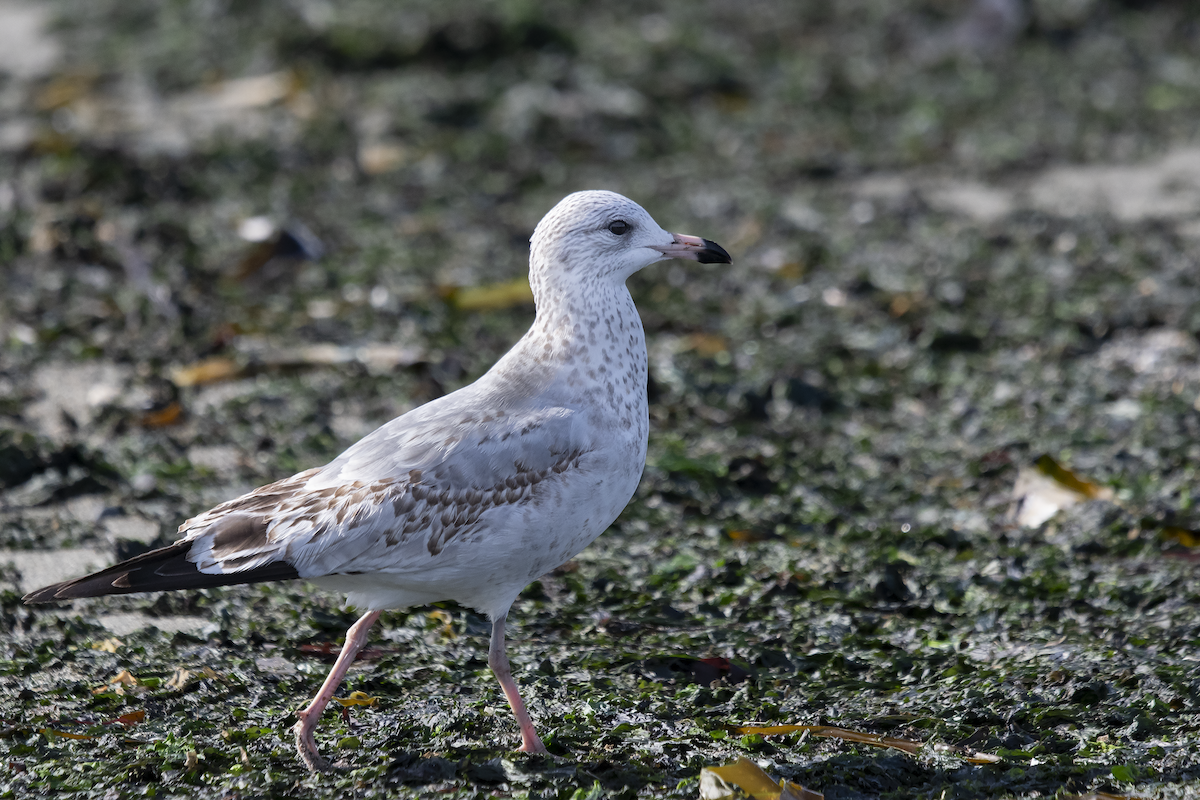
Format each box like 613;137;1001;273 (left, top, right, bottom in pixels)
488;262;648;435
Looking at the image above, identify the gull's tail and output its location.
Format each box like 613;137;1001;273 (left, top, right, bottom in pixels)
22;540;299;604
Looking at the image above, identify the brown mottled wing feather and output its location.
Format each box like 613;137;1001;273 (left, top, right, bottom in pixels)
21;540;299;604
172;403;594;579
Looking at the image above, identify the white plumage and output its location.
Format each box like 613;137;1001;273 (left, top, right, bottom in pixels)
24;190;732;770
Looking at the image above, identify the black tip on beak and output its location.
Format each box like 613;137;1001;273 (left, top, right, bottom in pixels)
654;232;734;264
695;238;732;264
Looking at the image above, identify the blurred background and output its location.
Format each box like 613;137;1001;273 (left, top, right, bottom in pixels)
2;1;1200;797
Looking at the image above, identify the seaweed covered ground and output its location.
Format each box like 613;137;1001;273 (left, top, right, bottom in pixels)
2;1;1200;798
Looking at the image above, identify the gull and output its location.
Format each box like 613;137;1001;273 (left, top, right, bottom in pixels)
23;190;732;771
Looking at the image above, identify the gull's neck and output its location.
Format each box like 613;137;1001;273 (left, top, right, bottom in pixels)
483;267;648;427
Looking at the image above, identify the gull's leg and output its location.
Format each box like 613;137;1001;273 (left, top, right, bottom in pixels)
293;609;383;771
488;614;547;754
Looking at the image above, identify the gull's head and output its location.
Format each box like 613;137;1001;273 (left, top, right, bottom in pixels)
529;190;731;296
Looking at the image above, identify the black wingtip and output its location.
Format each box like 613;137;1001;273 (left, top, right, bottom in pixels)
696;238;732;264
21;541;300;604
22;584;67;604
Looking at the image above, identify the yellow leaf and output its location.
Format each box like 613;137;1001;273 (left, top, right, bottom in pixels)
110;669;138;685
700;758;824;800
41;728;95;741
730;725;811;735
780;781;824;800
728;725;922;755
445;278;535;312
725;527;778;544
170;357;242;387
165;666;190;690
428;608;457;639
965;752;1004;765
1161;526;1200;548
1034;455;1113;501
700;758;786;800
91;637;123;653
1012;455;1115;528
684;333;729;357
333;691;378;708
93;669;140;695
115;710;145;726
140;401;184;428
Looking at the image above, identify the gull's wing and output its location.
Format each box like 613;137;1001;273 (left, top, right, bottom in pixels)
180;394;593;578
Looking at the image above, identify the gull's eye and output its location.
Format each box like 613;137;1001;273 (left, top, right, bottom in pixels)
607;220;630;236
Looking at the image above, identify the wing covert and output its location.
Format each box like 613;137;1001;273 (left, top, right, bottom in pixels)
179;398;595;579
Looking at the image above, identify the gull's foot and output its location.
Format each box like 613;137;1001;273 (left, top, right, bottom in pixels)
293;716;333;772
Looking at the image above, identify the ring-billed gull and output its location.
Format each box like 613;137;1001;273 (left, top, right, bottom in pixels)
24;190;733;771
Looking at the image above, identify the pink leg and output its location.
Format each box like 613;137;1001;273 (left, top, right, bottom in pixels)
293;609;383;771
488;615;547;754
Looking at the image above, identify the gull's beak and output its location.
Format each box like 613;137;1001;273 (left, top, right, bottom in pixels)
651;233;732;264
